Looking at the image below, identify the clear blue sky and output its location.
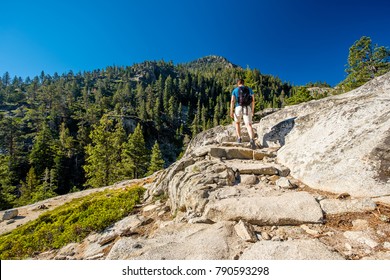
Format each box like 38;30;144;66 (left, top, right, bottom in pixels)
1;0;389;86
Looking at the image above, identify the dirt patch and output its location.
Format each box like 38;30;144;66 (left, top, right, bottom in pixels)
325;203;390;231
319;203;390;260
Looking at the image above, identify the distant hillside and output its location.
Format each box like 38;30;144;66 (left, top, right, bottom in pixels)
129;55;238;84
181;55;239;72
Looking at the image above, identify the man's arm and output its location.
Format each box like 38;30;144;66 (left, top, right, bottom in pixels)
230;95;235;118
252;94;255;113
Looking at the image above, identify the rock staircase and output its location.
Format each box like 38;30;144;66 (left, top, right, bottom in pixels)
168;141;323;227
30;130;390;260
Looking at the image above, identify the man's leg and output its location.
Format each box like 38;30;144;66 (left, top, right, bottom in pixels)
235;121;241;140
244;107;256;148
234;106;242;142
243;107;254;139
246;122;254;140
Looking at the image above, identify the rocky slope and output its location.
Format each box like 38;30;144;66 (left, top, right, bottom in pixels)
256;71;390;199
2;73;390;260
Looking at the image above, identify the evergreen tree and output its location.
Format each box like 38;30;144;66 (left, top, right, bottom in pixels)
201;105;207;131
0;155;16;210
213;104;220;127
343;36;390;89
147;141;165;176
84;115;125;188
33;168;56;202
29;122;55;177
153;96;162;128
122;123;149;179
0;115;27;185
18;167;40;205
135;83;146;118
285;87;313;105
53;123;76;193
163;75;173;112
155;75;164;95
177;102;182;123
244;67;258;89
2;72;11;87
168;95;177;124
145;84;154;118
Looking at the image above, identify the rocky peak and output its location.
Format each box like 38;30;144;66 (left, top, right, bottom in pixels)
183;55;239;71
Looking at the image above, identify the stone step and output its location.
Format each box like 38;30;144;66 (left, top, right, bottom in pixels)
224;160;290;177
203;191;324;226
219;141;254;148
319;198;377;215
220;141;280;152
209;146;277;161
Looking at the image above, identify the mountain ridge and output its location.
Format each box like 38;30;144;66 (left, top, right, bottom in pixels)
181;55;240;71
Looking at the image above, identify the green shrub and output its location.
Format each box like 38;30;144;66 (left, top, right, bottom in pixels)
285;87;313;105
0;186;144;259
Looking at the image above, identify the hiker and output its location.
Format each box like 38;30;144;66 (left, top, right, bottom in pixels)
230;78;256;148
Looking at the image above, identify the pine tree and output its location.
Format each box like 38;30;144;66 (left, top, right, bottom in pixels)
155;75;164;95
29;122;55;177
33;168;56;202
191;112;200;137
147;141;165;176
145;85;154;119
0;115;26;186
122;123;149;179
344;36;390;89
168;95;176;123
136;83;146;119
84;115;125;188
153;96;162;129
177;103;183;124
0;155;16;210
2;72;11;86
201;105;207;131
18;167;40;205
53;123;76;193
213;101;220;127
163;75;173;112
244;67;258;89
285;87;313;105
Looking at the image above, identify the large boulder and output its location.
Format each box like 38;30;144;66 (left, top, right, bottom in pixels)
149;157;236;215
256;72;390;198
1;209;18;221
106;222;241;260
203;191;324;225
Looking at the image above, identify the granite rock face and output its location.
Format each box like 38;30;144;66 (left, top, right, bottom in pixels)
256;72;390;197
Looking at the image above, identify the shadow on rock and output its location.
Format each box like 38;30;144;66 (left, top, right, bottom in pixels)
262;117;296;147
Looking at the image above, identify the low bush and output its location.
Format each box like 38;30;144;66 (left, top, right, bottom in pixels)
0;185;144;259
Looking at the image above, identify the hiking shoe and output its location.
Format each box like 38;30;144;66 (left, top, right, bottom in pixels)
237;137;242;144
250;139;256;149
